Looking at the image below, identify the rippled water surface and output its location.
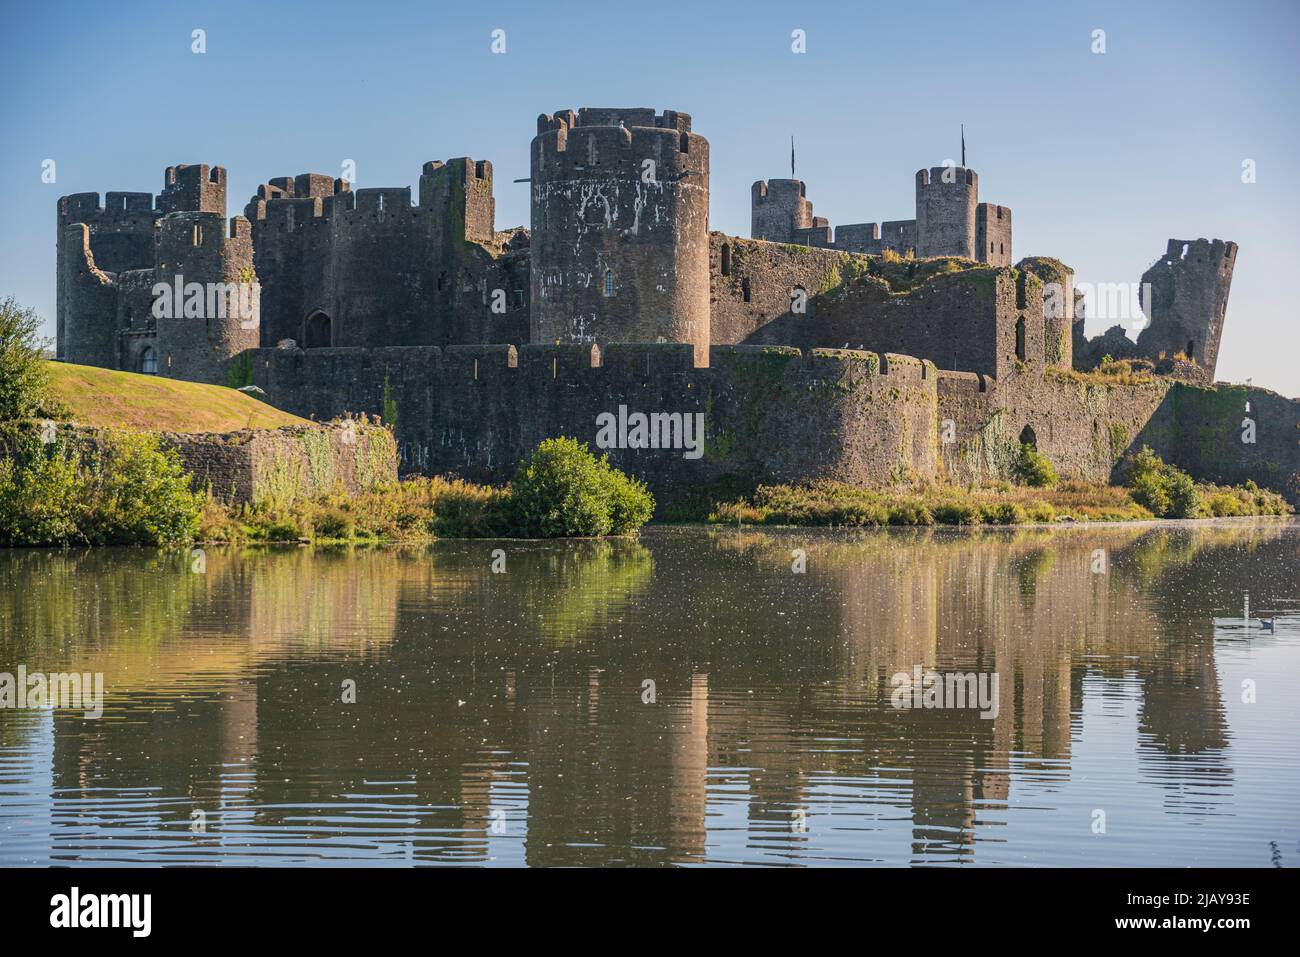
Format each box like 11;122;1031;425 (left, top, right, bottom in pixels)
1;520;1298;866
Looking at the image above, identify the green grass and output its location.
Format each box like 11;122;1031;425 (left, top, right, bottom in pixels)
47;362;308;433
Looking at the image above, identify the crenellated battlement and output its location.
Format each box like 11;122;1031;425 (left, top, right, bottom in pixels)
537;107;692;135
58;191;157;227
160;163;227;215
916;166;978;190
533;122;707;179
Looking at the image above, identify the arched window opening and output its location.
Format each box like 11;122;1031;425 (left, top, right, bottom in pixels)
305;311;332;348
720;244;731;276
1019;425;1037;449
140;347;158;375
602;269;615;297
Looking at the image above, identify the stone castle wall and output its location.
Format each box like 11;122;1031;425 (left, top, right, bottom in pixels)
242;342;938;500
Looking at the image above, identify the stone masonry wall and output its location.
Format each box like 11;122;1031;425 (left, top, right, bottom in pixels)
0;421;396;507
243;342;938;503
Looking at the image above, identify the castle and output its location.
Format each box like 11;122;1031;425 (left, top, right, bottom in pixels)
55;107;1300;504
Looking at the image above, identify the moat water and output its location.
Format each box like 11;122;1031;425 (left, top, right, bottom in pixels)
1;520;1298;867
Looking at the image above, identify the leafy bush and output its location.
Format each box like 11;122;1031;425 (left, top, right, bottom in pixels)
982;501;1028;525
1164;469;1203;519
310;505;356;541
1025;501;1057;523
1130;470;1172;517
426;479;509;537
932;499;983;525
82;432;202;544
1012;443;1058;487
507;437;654;538
0;297;51;421
1124;446;1202;518
0;437;83;545
0;429;201;546
886;498;933;526
603;465;655;534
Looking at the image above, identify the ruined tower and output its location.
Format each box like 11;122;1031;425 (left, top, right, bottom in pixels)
915;166;979;260
56;190;157;365
751;179;813;243
530;108;710;365
1136;238;1237;384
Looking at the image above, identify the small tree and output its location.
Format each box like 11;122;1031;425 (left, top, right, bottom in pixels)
1012;443;1058;488
0;297;51;421
508;437;655;538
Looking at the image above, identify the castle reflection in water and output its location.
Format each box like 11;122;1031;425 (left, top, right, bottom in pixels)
1;521;1296;866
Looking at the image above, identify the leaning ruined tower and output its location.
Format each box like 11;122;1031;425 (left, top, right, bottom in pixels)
529;108;711;365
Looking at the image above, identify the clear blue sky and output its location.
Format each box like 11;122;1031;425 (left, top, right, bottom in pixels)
2;0;1296;394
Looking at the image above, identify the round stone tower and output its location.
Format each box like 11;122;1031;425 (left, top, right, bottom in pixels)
915;166;978;260
530;108;710;365
153;211;260;384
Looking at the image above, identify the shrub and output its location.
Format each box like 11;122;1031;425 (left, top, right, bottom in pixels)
1012;443;1058;487
886;498;933;526
81;431;202;544
933;499;982;525
982;501;1028;525
311;505;356;541
0;297;51;421
507;437;654;538
603;464;655;534
1205;490;1247;518
1124;446;1202;518
0;436;83;545
1164;469;1203;519
1130;469;1172;517
0;430;200;546
427;479;510;537
1025;501;1057;523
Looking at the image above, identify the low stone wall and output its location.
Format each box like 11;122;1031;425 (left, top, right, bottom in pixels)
168;421;397;505
0;419;397;506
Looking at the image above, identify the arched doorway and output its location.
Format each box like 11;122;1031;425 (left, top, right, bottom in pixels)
1019;425;1037;449
139;346;158;375
304;311;331;348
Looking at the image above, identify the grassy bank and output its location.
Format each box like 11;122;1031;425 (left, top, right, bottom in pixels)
46;362;308;432
693;476;1290;527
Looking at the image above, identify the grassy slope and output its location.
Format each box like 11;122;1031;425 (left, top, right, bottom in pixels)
48;362;309;433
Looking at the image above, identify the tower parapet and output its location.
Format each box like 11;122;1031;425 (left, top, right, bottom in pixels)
159;164;227;215
530;107;710;365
